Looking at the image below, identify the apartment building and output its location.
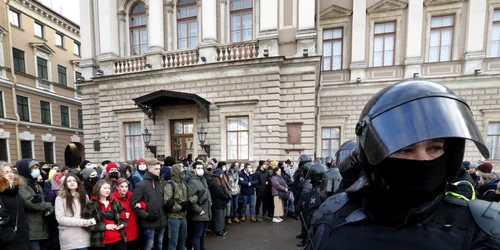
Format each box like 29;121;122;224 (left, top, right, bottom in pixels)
0;0;84;166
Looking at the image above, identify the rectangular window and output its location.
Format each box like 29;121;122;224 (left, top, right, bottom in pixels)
73;42;80;56
0;139;8;161
56;33;64;47
16;95;29;121
21;140;32;159
37;57;48;80
321;127;340;159
60;105;70;127
0;91;4;118
227;116;249;160
13;48;25;73
58;65;67;86
323;28;343;71
177;4;198;49
374;22;396;67
125;123;143;161
490;10;500;57
429;15;454;63
487;122;500;160
43;142;54;164
9;10;20;27
78;109;83;129
34;22;44;38
231;0;253;42
40;101;51;124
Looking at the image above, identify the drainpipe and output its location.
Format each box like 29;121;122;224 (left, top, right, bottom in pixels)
314;0;321;159
4;0;22;162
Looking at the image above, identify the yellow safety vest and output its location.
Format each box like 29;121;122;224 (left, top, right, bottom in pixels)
445;180;476;201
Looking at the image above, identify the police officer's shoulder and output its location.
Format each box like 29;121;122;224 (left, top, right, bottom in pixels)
318;192;349;215
469;199;500;240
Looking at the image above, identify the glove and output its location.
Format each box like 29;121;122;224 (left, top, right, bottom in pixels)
181;200;192;210
31;195;42;204
146;212;159;222
163;200;175;213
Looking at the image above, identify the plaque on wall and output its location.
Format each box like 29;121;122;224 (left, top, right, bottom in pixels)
287;122;303;144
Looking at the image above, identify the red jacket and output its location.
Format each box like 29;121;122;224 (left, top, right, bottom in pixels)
112;190;139;241
93;196;123;245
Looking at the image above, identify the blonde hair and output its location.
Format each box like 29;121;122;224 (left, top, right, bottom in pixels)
0;161;11;175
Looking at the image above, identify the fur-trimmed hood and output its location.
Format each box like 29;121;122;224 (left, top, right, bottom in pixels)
0;173;23;192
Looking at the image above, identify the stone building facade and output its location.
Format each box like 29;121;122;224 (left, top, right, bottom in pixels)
79;0;500;165
0;0;84;166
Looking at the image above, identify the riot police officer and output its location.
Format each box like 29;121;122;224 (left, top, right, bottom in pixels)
320;167;342;197
335;139;356;166
293;157;313;241
306;80;499;250
324;156;334;168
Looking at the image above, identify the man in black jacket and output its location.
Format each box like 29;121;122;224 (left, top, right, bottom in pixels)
254;161;271;221
131;160;167;250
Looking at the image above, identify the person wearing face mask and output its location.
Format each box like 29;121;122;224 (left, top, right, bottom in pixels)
228;162;241;223
16;159;53;250
206;162;214;175
119;164;136;191
216;162;231;227
39;162;50;182
307;81;499;250
133;158;148;187
239;163;258;222
105;162;121;192
186;162;212;250
0;162;30;250
254;161;271;222
80;167;99;198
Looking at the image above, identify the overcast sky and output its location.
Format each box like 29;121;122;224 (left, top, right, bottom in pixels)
39;0;80;25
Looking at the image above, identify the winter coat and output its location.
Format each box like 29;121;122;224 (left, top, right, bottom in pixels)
112;189;139;242
161;166;171;181
130;172;167;229
209;176;231;209
132;171;145;188
271;175;288;197
282;171;294;188
228;168;240;195
254;168;271;197
164;164;189;219
0;174;29;250
82;196;128;247
239;170;258;196
54;190;91;250
187;173;212;221
17;159;52;241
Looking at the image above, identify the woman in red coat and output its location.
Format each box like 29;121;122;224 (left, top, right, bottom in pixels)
112;178;139;250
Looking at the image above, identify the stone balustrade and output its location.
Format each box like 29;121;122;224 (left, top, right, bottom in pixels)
114;55;148;74
162;49;199;68
216;41;259;62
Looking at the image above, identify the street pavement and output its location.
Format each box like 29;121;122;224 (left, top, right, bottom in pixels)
205;217;302;250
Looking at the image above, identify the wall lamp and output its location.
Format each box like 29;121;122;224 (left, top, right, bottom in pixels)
142;127;157;158
197;125;211;157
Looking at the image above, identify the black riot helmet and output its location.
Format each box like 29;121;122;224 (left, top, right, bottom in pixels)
302;162;314;177
355;80;490;183
314;157;325;165
321;167;342;195
306;164;327;184
297;154;312;167
324;156;334;168
335;140;356;166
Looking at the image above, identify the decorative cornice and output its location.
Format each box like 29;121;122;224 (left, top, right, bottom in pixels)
214;99;259;107
367;0;408;13
30;42;56;55
424;0;463;6
0;77;82;105
0;118;83;133
320;4;352;19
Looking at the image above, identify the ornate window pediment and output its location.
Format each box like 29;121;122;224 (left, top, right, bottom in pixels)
320;5;352;19
29;42;56;55
424;0;464;6
367;0;408;13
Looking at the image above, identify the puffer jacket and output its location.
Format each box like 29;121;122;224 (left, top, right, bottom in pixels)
17;159;52;241
55;190;90;250
187;173;212;222
164;164;189;219
228;168;240;195
254;168;271;197
130;171;167;229
0;173;29;250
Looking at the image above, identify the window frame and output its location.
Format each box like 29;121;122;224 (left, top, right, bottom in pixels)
37;57;49;80
43;142;55;164
16;95;30;122
40;101;51;125
0;91;4;119
20;140;33;159
226;116;250;161
77;109;83;129
322;28;343;71
487;121;500;160
55;33;64;48
321;127;341;158
60;105;70;127
57;65;67;86
73;41;80;56
230;0;254;43
177;1;198;49
9;9;21;28
129;2;148;56
0;139;8;162
124;122;143;161
12;48;26;73
373;21;396;67
34;21;45;39
428;15;455;63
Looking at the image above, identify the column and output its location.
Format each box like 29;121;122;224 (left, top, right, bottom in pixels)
463;0;487;75
198;0;218;63
118;10;127;57
79;0;98;78
148;0;165;52
165;1;175;51
220;0;228;43
349;0;366;81
296;0;316;56
97;0;119;60
404;0;424;78
0;31;5;78
258;0;279;57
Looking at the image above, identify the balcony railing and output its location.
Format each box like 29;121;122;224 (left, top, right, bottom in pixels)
162;49;199;68
216;41;259;62
114;55;147;74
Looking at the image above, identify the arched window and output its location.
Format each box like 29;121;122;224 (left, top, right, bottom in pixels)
130;2;147;55
177;0;198;49
230;0;252;42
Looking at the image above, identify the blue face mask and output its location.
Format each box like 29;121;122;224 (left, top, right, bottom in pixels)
31;169;41;179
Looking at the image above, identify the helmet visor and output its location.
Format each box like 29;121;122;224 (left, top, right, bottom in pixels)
361;97;490;165
336;150;352;165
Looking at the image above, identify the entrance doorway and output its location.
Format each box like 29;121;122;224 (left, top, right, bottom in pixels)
64;142;85;168
171;120;194;163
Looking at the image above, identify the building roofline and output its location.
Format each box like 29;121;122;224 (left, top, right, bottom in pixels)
32;0;80;28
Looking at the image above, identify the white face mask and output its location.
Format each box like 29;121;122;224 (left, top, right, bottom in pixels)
222;167;227;172
248;169;253;174
138;164;147;171
196;169;204;177
239;166;244;171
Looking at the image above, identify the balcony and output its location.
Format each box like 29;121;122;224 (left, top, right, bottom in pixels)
216;41;259;62
162;48;199;68
113;55;148;74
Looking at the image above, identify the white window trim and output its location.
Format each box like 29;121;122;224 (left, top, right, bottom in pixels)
423;3;463;63
0;129;12;163
12;48;27;75
175;3;201;50
61;105;71;128
40;100;52;124
41;134;56;164
482;109;500;160
57;64;68;86
34;22;44;38
318;15;350;71
73;41;81;56
17;95;31;122
56;33;64;48
218;102;256;161
125;1;149;56
315;116;348;158
20;140;35;159
33;48;54;92
224;0;259;43
368;11;403;67
9;9;21;28
486;3;500;58
20;131;35;159
116;110;146;162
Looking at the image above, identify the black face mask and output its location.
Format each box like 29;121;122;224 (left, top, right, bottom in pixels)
109;172;119;179
207;167;212;171
89;177;98;184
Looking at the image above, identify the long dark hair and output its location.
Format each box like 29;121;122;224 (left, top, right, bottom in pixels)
62;173;87;217
272;167;281;176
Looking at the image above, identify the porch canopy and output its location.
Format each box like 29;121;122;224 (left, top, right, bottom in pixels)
133;90;211;123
